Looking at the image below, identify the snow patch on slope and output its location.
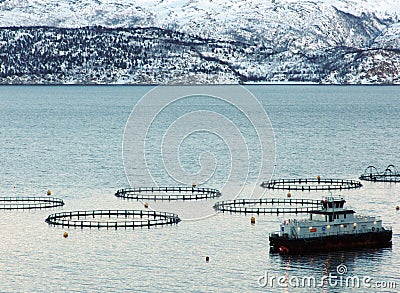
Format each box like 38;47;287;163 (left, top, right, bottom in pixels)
373;23;400;49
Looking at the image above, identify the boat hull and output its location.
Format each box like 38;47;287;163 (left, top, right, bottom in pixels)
269;230;392;254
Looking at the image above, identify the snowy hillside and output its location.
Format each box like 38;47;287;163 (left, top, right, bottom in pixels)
0;0;399;84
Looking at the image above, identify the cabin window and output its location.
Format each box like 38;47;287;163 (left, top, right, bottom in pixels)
328;203;333;208
344;214;346;219
329;215;333;222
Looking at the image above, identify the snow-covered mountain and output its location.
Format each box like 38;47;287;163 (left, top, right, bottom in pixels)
0;0;399;84
1;0;399;30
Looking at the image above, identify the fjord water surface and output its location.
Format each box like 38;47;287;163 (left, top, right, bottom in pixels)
0;85;399;292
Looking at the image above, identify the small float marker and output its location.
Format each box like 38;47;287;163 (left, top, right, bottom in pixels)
63;232;69;238
144;202;149;208
47;189;52;196
396;206;399;211
205;256;209;263
251;216;256;224
287;192;291;198
192;183;197;188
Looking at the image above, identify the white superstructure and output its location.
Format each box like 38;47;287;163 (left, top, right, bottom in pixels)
278;196;387;239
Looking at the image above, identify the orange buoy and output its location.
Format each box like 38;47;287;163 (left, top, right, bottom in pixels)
205;256;209;262
192;183;197;188
144;202;149;208
287;192;291;198
251;216;256;224
63;232;68;238
317;175;321;183
47;189;52;196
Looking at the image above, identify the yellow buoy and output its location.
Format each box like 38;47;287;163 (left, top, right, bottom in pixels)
396;205;399;211
287;192;291;198
47;189;52;196
144;202;149;208
192;183;197;188
251;216;256;224
205;256;209;262
63;232;68;238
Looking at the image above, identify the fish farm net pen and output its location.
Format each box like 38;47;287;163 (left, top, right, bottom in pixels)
360;165;400;182
261;178;362;190
115;186;222;201
214;198;322;214
0;197;65;210
45;210;181;229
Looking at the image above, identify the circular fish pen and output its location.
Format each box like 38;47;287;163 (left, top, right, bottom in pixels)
0;197;64;210
359;165;400;182
45;210;181;229
214;198;322;214
115;186;222;201
260;178;362;191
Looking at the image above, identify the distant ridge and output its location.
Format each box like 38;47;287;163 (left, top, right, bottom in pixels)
0;0;399;84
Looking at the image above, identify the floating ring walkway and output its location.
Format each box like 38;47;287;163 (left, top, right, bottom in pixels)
115;186;222;201
359;165;400;182
45;210;181;229
0;197;64;210
261;178;362;191
214;198;322;214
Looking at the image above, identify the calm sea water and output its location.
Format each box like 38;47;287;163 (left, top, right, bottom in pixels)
0;85;399;292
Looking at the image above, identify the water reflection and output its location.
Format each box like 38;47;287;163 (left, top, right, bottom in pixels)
266;247;393;292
